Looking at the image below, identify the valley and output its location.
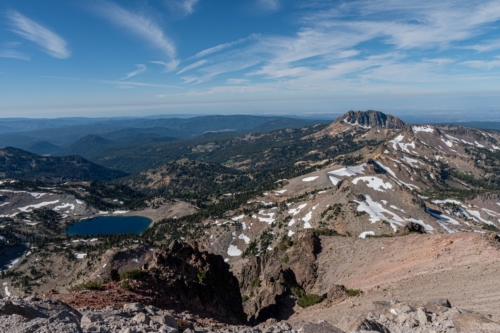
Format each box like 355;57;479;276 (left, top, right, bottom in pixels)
1;111;500;332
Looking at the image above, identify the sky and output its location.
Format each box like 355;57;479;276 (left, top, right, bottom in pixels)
1;0;500;120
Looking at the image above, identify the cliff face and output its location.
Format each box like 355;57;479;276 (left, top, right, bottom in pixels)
52;241;246;325
144;240;246;324
337;110;406;130
237;232;322;323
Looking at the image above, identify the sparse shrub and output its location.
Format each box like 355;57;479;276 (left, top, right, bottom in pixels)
311;228;338;236
197;269;207;283
122;280;131;291
278;236;293;251
251;277;260;287
482;224;500;232
110;269;120;282
242;295;249;303
119;269;145;280
291;286;305;298
283;255;290;264
297;294;323;308
345;288;362;297
69;281;102;291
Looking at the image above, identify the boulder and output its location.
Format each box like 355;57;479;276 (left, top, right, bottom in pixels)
124;303;145;313
372;301;390;314
80;313;103;326
151;314;179;329
301;321;345;333
453;313;500;332
423;301;449;314
428;298;451;308
132;312;151;324
417;307;430;325
338;315;389;333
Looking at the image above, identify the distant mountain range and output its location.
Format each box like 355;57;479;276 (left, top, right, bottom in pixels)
0;147;127;182
0;115;330;156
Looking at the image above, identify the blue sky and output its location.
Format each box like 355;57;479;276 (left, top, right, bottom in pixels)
2;0;500;119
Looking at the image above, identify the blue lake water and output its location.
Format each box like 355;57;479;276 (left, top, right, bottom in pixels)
66;216;152;236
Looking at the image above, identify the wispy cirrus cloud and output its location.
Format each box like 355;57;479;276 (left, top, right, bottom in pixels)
177;60;208;74
256;0;281;13
94;2;178;70
175;0;500;97
190;34;259;59
167;0;199;17
120;64;147;80
5;10;70;59
0;48;30;61
465;40;500;53
462;57;500;70
150;60;180;72
98;79;178;89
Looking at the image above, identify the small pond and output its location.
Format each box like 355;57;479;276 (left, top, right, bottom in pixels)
66;216;152;236
0;244;28;271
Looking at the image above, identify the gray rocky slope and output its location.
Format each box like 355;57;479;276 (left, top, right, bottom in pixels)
2;295;500;332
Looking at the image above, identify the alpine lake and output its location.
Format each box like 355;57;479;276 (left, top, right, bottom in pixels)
66;216;152;236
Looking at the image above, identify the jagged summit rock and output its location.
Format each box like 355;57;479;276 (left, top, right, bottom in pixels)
310;110;407;139
336;110;406;130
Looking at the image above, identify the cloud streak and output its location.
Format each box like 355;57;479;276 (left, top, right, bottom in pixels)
256;0;281;13
95;2;178;69
177;60;208;74
169;0;199;16
172;0;500;98
6;10;70;59
190;34;259;59
0;48;30;61
121;64;147;80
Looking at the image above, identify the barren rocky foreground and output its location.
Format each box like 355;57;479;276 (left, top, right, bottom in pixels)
295;232;500;325
0;231;496;332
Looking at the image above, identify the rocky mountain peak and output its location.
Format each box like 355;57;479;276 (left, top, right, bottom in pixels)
336;110;406;130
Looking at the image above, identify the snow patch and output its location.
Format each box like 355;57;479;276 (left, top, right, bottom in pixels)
238;234;251;244
303;211;313;229
412;125;434;133
227;245;242;257
352;176;392;192
288;204;307;216
302;176;319;182
329;176;341;185
359;231;374;238
328;164;366;177
18;200;59;212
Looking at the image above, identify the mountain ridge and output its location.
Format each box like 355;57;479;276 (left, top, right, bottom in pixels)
0;146;128;182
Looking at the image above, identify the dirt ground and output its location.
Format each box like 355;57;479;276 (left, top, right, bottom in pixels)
125;201;197;223
290;232;500;325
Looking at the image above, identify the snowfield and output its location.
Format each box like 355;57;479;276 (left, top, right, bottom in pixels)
238;234;251;244
18;200;60;212
352;176;392;192
412;125;434;133
359;231;375;238
328;164;366;177
227;245;242;257
355;195;433;232
288;204;307;216
329;176;341;185
389;135;415;153
303;211;313;229
302;176;319;182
